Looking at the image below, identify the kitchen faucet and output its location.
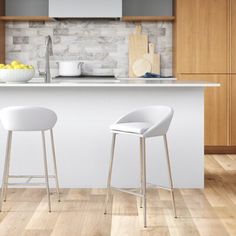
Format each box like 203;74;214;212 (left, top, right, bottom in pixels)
39;35;53;83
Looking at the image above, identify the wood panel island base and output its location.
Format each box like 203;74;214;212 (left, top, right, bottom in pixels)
0;80;219;189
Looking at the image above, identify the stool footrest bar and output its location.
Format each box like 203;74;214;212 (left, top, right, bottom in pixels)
9;175;56;179
111;187;143;197
147;182;173;191
7;182;46;186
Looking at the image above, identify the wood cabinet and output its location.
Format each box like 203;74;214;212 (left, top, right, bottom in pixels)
231;0;236;73
175;0;233;149
230;0;236;145
176;0;229;74
231;76;236;145
179;74;229;146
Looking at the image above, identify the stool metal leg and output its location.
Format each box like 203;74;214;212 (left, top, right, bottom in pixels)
0;131;12;212
163;135;177;218
42;131;51;212
139;138;143;208
104;133;116;214
50;129;60;202
141;137;147;227
3;131;13;202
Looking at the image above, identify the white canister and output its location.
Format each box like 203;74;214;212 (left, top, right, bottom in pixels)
58;61;83;76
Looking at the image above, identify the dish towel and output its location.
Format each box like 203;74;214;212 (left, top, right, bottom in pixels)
141;72;173;78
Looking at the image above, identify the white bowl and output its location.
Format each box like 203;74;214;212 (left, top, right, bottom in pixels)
0;68;35;83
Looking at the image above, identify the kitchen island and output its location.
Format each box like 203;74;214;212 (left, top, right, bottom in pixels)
0;79;219;189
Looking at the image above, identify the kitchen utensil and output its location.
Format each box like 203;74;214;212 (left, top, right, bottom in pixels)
129;25;148;77
58;61;83;76
143;43;160;74
132;58;152;77
0;68;35;83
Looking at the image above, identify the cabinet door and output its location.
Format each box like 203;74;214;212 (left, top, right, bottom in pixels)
231;0;236;73
179;74;228;146
49;0;122;18
123;0;173;16
230;75;236;145
6;0;48;16
176;0;229;74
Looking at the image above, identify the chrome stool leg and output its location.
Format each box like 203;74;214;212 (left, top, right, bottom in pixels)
139;138;144;208
104;133;116;214
0;131;12;212
141;137;147;227
50;129;60;202
163;135;177;218
42;131;51;212
3;131;12;202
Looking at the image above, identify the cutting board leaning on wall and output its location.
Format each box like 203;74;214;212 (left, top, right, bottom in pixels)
128;25;148;77
143;43;160;75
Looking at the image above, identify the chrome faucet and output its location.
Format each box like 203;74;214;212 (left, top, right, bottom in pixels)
39;35;53;83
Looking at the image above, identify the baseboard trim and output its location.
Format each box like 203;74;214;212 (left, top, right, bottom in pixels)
205;146;236;154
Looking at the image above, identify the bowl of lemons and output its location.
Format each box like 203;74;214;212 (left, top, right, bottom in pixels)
0;60;35;83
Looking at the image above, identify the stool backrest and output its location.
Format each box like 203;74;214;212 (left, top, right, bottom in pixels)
116;106;174;137
0;106;57;131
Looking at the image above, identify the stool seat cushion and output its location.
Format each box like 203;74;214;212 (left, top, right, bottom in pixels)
110;122;153;134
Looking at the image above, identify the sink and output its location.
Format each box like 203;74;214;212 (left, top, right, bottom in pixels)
52;79;120;83
51;75;120;84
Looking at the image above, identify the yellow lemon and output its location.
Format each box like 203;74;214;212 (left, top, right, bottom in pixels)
13;65;21;69
18;64;25;69
11;60;21;66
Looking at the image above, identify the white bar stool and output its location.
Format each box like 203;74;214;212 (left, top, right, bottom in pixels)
104;106;177;227
0;106;60;212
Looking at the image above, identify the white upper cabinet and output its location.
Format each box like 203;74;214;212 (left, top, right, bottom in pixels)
49;0;122;18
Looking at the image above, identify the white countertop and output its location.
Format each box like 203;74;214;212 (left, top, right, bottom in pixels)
0;78;220;88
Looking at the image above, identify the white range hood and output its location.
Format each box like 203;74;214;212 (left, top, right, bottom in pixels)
49;0;122;18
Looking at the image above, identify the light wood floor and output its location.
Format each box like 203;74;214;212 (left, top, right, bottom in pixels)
0;155;235;236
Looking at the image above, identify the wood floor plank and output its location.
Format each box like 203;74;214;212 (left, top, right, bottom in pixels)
111;215;140;236
112;190;138;215
164;190;201;236
182;190;230;236
220;219;236;236
0;201;40;236
213;155;236;171
22;230;52;236
25;200;60;230
223;185;236;205
51;194;111;236
0;155;235;235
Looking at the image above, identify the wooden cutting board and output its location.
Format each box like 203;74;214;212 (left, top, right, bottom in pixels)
143;43;160;74
132;58;152;77
129;25;148;77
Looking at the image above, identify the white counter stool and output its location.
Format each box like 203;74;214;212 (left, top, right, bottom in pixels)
0;106;60;212
104;106;177;227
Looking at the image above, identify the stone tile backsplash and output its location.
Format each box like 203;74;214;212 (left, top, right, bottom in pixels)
5;20;172;78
